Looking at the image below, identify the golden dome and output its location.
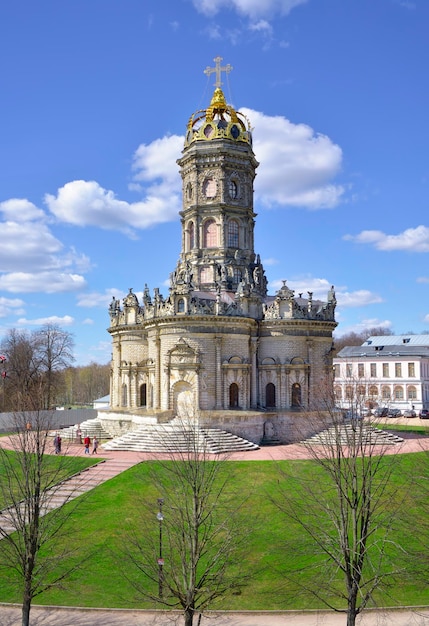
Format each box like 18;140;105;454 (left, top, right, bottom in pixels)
184;87;252;148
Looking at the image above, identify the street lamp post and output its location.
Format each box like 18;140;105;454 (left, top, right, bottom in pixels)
157;498;164;598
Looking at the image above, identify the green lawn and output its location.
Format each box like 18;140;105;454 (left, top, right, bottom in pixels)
0;453;428;611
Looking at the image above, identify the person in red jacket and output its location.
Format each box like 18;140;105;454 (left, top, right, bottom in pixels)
83;435;90;454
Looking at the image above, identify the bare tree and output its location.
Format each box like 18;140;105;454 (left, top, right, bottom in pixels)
0;397;89;626
0;329;40;411
33;323;75;409
273;378;409;626
121;421;250;626
333;326;394;355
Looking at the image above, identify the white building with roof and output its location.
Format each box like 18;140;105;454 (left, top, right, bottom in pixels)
334;335;429;412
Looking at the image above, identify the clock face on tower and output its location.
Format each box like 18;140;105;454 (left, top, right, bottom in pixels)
202;178;217;198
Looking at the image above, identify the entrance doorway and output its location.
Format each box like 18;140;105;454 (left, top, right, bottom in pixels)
229;383;239;408
291;383;301;408
266;383;276;408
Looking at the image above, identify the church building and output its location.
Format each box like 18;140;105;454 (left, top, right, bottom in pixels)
106;59;337;444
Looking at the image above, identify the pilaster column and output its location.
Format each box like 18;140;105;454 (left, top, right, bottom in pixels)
154;334;161;409
250;338;258;409
215;336;223;409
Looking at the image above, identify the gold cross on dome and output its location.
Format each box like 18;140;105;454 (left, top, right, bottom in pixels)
204;56;233;88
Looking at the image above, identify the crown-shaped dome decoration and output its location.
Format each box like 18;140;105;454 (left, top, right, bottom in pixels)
184;57;252;148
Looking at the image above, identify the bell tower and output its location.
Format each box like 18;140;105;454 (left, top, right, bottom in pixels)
173;58;266;298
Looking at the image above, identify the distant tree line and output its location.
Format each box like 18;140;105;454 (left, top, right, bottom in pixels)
0;324;109;412
333;326;394;356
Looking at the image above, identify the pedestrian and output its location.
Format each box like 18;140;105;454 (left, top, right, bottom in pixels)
84;435;90;454
54;433;61;454
92;436;99;454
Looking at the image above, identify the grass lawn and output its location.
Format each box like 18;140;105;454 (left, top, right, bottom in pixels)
0;453;428;611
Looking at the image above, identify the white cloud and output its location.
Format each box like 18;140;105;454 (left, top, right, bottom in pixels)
0;297;25;319
0;272;86;294
242;108;344;209
269;277;334;299
17;315;75;327
249;19;273;34
0;197;91;296
0;198;46;222
262;257;279;266
77;288;127;308
335;290;384;308
0;220;63;273
344;225;429;252
335;319;393;337
45;135;183;237
269;277;382;308
193;0;308;20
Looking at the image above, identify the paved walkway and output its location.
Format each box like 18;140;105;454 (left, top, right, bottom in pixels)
0;605;428;625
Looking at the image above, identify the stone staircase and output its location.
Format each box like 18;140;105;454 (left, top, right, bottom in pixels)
304;423;404;446
54;418;112;441
102;422;260;454
0;457;138;537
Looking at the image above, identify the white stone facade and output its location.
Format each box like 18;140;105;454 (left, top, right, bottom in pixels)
334;335;429;412
107;80;337;444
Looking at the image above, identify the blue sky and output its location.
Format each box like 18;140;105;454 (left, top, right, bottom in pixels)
0;0;428;365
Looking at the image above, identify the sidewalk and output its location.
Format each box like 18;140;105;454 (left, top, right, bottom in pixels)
0;605;428;625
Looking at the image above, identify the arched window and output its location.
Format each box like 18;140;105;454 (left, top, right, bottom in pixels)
227;220;239;247
291;383;301;408
203;219;217;248
382;386;391;400
199;266;212;284
407;385;417;400
334;385;342;401
228;179;238;198
266;383;276;408
177;299;185;313
369;385;378;398
229;383;239;409
188;221;194;250
140;383;147;407
394;386;404;400
357;385;366;397
121;384;127;407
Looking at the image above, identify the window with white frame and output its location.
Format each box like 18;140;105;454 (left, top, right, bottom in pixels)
395;363;402;377
407;386;417;400
383;363;389;377
370;363;377;377
394;386;404;400
382;386;391;400
408;362;415;377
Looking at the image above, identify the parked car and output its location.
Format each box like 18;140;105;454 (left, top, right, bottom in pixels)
374;407;388;417
387;409;402;418
419;409;429;419
344;410;363;420
403;409;417;418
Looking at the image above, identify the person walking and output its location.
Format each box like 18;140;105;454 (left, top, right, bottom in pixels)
54;433;61;454
84;435;90;454
92;436;99;454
